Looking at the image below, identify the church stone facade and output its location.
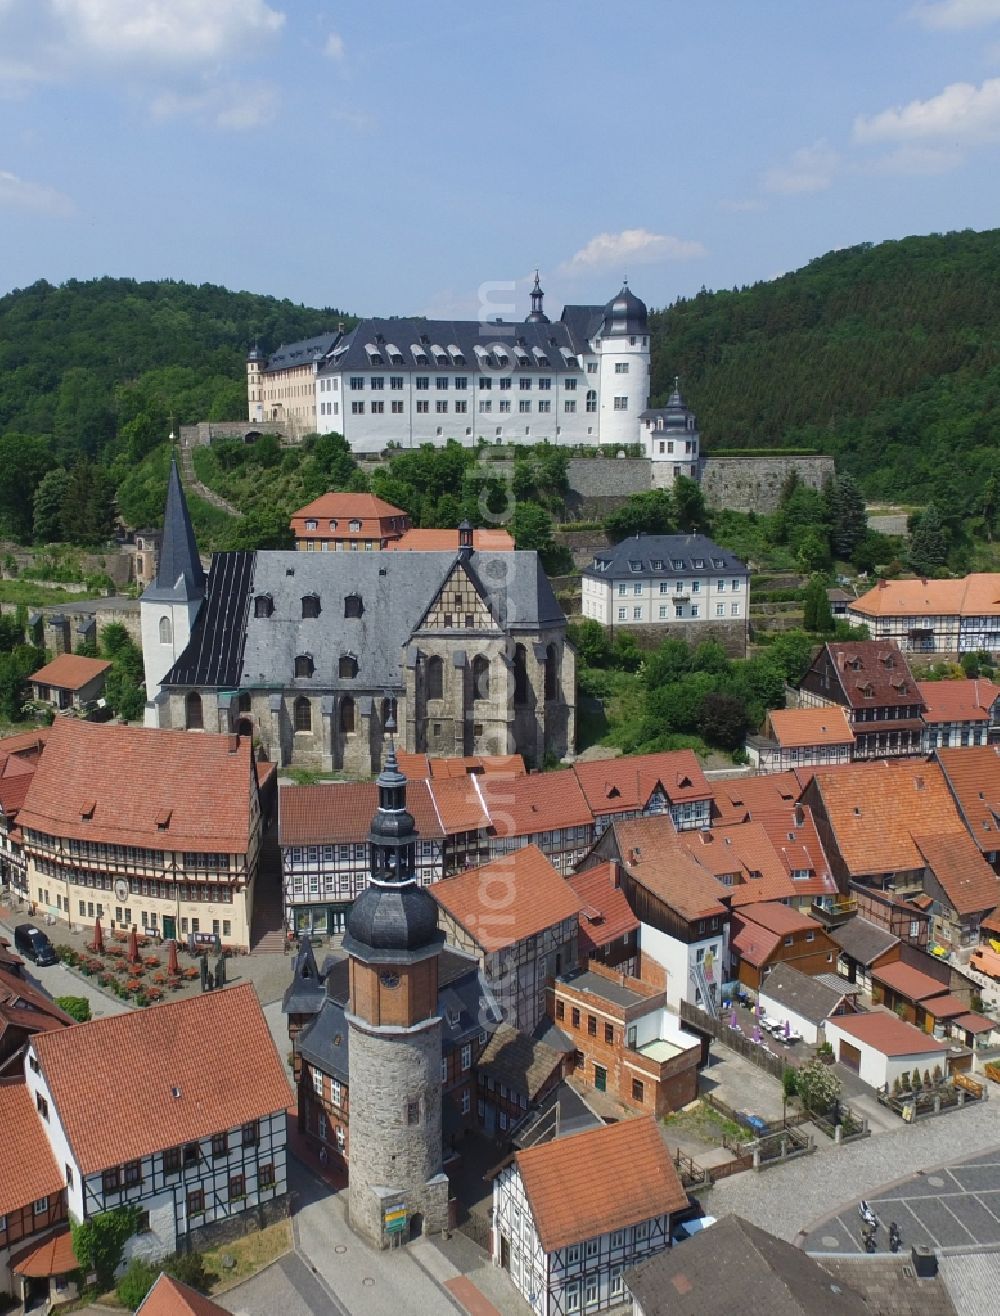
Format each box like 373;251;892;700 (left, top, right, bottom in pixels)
142;485;575;771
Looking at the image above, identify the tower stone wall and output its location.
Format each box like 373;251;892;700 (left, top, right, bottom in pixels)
346;1014;449;1247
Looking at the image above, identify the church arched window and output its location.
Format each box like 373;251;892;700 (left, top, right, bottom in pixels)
340;696;355;734
185;691;203;730
159;615;172;644
513;644;528;706
294;696;312;732
426;655;443;702
472;655;490;702
545;643;559;702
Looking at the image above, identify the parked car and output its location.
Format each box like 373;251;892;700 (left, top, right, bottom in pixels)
971;947;1000;981
672;1215;717;1244
13;923;58;966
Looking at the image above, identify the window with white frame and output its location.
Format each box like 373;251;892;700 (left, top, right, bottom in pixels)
613;396;628;410
312;1069;323;1096
461;1043;472;1070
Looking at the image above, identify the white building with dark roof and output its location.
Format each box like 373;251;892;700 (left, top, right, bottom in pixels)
581;533;749;654
248;277;651;452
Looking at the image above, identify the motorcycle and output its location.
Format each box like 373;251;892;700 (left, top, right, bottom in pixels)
889;1221;902;1253
858;1199;880;1232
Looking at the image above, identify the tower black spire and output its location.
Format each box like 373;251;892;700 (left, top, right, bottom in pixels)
147;458;204;602
526;270;549;324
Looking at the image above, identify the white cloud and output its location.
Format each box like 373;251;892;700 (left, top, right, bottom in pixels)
151;81;278;130
49;0;284;63
559;228;706;274
854;77;1000;143
324;31;345;61
0;169;74;216
762;141;840;194
866;143;964;174
911;0;1000;28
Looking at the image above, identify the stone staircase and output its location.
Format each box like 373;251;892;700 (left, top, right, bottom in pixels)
251;829;285;955
176;440;241;518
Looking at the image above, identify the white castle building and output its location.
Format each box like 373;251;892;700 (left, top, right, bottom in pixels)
246;277;655;453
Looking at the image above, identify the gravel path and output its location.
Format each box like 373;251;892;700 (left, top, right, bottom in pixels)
704;1097;1000;1242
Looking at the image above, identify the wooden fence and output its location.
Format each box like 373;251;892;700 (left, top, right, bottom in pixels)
680;1000;786;1081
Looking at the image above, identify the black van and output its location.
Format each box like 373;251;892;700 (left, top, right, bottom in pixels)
13;923;58;966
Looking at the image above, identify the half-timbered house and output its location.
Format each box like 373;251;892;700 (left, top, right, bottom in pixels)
490;1116;687;1316
0;1080;67;1301
24;985;291;1267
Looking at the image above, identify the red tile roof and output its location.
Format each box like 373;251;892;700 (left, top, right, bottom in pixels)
809;760;963;877
611;818;729;922
730;921;781;968
936;746;1000;855
431;845;583;951
872;960;947;1001
736;902;822;936
0;966;74;1026
394;752;525;780
0;730;48;819
573;751;711;817
568;862;639;957
710;772;802;825
279;779;443;846
477;770;593;837
0;1080;65;1216
137;1273;230;1316
388;528;514;552
678;823;796;907
822;640;923;711
918;679;1000;724
11;1227;76;1279
851;573;1000;620
18;720;256;854
953;1012;995;1034
829;1011;948;1057
754;806;839;899
921;993;968;1019
514;1116;687;1252
289;492;407;536
32;984;292;1174
767;707;854;749
30;653;111;692
427;775;492;834
913;831;1000;916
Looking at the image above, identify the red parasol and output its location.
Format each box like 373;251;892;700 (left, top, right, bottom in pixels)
91;916;104;955
128;925;139;965
167;939;179;975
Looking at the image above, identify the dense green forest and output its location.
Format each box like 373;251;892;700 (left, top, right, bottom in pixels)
649;228;1000;511
1;230;999;547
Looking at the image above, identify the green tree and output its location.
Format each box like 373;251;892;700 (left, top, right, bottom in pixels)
604;489;675;541
0;645;44;722
0;434;54;541
116;1258;159;1310
673;475;711;534
71;1205;140;1292
796;529;831;574
568;619;614;668
802;576;834;634
795;1060;841;1116
698;690;749;749
33;468;73;543
766;630;815;683
60;461;117;545
222;507;294;551
0;615;25;653
509;501;570;574
55;995;92;1023
909;504;949;575
100;625;145;722
829;474;867;559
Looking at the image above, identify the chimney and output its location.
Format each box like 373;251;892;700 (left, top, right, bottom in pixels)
611;859;621;890
458;520;474;558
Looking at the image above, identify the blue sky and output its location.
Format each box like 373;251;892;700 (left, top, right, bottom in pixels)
2;0;1000;319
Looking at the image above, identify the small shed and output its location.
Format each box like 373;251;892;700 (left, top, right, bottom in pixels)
758;964;859;1044
29;654;111;712
825;1011;950;1090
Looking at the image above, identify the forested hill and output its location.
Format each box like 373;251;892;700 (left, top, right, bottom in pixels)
0;276;351;461
649;228;1000;507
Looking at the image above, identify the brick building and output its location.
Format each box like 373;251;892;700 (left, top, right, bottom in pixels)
550;963;700;1116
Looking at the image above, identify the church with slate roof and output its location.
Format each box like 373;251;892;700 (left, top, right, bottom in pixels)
142;466;575;772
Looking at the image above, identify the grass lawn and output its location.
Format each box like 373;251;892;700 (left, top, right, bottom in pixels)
202;1218;293;1292
663;1101;744;1147
0;580;106;606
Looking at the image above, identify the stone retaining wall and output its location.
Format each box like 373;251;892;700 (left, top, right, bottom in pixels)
698;455;836;514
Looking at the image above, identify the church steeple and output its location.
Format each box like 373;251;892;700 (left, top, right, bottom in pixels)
526;270;549;324
149;458;204;602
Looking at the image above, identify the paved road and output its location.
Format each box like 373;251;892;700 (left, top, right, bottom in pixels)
21;960;133;1019
704;1094;1000;1243
803;1148;1000;1256
220;1252;348;1316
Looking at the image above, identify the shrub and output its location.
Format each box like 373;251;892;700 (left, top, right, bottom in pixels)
901;1071;911;1091
55;944;79;965
911;1068;922;1091
97;973;114;988
933;1064;943;1085
892;1077;902;1096
923;1069;932;1089
116;1258;159;1309
165;1251;208;1291
55;995;92;1022
72;1206;140;1292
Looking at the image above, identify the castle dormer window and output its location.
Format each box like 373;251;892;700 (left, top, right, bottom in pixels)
254;594;273;619
294;654;314;679
339;654;359;679
344;594;363;619
301;593;321;620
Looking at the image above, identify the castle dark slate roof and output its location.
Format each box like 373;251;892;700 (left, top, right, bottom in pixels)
583;534;747;582
143;460;204;604
262;331;343;374
601;282;648;337
164;548;563;694
315;317;588;377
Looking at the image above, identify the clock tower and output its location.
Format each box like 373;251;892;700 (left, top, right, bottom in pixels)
342;723;449;1247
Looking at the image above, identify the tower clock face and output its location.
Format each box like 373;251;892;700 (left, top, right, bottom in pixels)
379;971;400;989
